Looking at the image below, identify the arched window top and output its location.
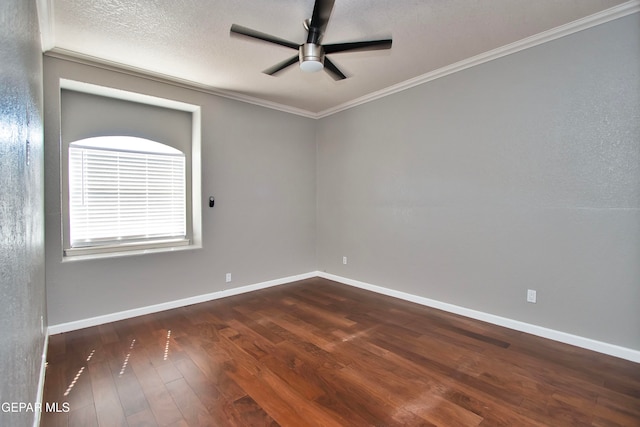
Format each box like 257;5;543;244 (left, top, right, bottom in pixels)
70;136;183;156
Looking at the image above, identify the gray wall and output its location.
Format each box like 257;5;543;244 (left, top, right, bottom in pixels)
0;0;47;426
44;57;317;325
317;14;640;350
44;14;639;353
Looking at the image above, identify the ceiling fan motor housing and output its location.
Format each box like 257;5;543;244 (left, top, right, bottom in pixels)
299;43;325;72
230;0;391;79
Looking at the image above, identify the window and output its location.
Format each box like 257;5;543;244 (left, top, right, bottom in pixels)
67;136;187;253
60;80;202;259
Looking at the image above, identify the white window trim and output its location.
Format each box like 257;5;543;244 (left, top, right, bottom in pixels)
60;79;202;261
64;238;190;258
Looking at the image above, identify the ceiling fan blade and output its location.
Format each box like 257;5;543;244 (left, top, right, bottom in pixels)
307;0;335;44
230;24;299;50
263;55;300;76
323;57;347;81
324;39;392;54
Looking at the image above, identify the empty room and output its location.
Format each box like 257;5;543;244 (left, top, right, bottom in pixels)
1;0;639;426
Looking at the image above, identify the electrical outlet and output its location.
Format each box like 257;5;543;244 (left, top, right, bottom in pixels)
527;289;537;304
343;256;347;265
225;273;232;283
40;316;44;334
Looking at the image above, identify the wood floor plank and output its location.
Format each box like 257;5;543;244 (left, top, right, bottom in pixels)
370;329;526;407
259;351;326;401
254;364;353;427
68;403;98;427
165;378;212;427
155;361;183;385
228;395;280;427
42;278;640;427
173;357;244;426
143;384;184;427
88;361;127;427
113;370;150;417
222;359;313;426
331;363;437;425
126;407;158;427
312;364;426;426
63;360;96;412
40;406;68;427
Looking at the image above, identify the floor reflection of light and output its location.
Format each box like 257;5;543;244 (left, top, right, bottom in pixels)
163;330;171;361
119;339;136;376
64;367;85;397
63;349;95;397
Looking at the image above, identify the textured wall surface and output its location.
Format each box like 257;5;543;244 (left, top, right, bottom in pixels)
44;12;639;357
317;14;640;349
44;57;317;325
0;0;47;426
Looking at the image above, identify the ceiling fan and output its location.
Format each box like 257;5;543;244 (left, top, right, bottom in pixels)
230;0;392;80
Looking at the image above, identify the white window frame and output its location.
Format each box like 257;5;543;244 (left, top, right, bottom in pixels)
60;80;202;260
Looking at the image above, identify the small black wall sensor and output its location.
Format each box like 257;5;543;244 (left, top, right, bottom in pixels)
209;196;215;208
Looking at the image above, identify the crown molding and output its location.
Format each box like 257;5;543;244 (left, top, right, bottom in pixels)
315;0;640;118
35;0;55;52
44;48;319;119
43;0;639;120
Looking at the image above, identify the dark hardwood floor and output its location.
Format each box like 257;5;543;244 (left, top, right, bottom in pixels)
41;277;640;426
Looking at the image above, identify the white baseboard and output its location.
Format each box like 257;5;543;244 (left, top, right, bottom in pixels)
33;333;48;427
47;272;317;335
317;272;640;363
46;270;640;363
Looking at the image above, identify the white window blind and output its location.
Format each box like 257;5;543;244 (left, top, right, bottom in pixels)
68;137;186;248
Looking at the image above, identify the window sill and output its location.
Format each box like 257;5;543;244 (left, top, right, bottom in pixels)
63;239;199;262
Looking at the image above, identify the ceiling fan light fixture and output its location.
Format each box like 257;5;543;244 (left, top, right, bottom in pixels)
300;59;324;73
299;43;324;72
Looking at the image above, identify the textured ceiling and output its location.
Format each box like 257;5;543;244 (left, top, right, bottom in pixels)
40;0;633;116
